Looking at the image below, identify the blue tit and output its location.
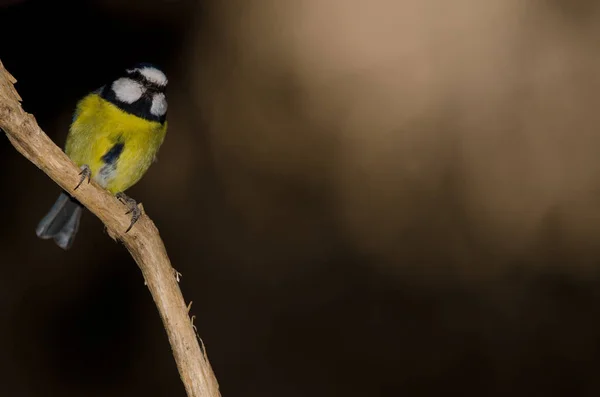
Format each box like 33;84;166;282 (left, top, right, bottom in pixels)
36;63;169;250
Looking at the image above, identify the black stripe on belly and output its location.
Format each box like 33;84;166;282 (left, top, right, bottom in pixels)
102;142;125;165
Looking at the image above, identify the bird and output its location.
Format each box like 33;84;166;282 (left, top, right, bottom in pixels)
35;63;169;250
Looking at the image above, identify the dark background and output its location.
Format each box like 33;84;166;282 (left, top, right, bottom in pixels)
3;0;600;395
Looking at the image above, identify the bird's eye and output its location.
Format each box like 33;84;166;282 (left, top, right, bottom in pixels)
146;85;160;94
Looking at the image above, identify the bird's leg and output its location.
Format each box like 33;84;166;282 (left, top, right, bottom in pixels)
115;192;142;233
74;165;92;190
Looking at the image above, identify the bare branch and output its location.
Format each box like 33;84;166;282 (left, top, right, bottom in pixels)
0;60;221;397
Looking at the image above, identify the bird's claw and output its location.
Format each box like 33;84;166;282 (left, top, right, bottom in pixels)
174;269;182;282
74;165;91;190
116;192;142;233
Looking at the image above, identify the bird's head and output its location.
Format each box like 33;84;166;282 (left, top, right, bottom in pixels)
102;63;168;123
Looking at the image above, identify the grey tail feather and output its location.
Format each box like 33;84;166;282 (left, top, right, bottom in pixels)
36;192;83;250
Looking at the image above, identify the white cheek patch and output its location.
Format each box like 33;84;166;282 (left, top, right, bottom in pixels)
150;93;168;117
112;78;145;104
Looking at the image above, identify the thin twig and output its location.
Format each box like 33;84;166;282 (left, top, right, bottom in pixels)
0;60;220;397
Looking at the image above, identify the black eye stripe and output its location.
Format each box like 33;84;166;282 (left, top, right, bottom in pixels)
100;84;167;124
127;70;165;92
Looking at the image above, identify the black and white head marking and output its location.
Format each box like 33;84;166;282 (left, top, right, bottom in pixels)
111;78;145;104
101;63;168;123
126;65;168;87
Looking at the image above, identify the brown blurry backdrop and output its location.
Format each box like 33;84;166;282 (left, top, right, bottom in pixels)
2;0;600;395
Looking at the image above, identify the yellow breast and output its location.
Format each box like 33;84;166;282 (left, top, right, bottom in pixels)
65;93;167;194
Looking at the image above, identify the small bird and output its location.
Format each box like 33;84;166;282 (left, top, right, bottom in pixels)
36;63;169;250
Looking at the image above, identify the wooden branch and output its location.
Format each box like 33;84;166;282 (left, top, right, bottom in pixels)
0;60;221;397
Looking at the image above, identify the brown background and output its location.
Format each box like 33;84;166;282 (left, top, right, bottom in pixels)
2;0;600;395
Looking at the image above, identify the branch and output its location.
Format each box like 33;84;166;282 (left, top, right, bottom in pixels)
0;60;221;397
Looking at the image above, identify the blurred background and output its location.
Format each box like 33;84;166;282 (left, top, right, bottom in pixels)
2;0;600;395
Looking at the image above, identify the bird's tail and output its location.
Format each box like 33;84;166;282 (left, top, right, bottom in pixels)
36;192;83;250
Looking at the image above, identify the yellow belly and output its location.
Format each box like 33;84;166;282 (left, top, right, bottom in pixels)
65;93;167;194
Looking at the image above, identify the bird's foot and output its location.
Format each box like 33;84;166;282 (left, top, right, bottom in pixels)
116;192;142;233
74;165;91;190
